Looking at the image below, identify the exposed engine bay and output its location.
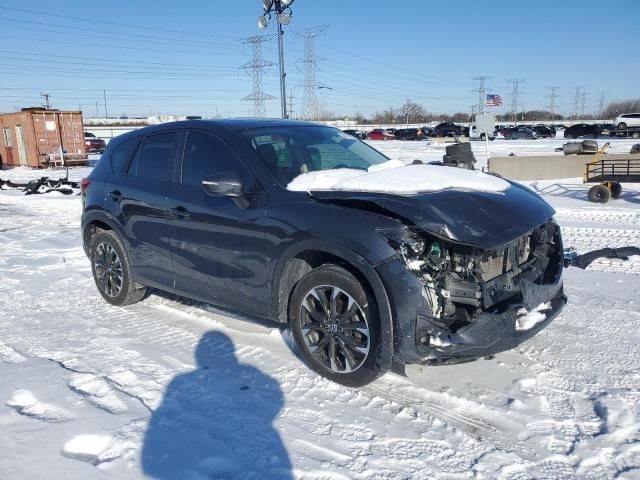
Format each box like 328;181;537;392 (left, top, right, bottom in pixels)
386;221;564;336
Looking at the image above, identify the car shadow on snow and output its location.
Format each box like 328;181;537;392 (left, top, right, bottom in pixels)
141;331;292;479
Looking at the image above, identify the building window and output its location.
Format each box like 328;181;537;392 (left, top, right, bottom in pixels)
2;128;12;147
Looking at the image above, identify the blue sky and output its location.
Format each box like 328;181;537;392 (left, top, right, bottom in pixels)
0;0;638;118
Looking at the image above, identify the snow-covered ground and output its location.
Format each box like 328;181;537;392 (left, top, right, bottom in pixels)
1;140;640;479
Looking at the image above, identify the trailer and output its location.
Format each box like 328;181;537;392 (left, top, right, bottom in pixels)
0;108;86;168
583;142;640;202
609;126;640;139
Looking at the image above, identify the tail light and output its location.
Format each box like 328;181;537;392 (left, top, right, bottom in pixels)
80;177;91;194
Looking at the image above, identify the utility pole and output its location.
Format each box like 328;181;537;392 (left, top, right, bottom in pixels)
95;101;99;117
241;35;275;118
296;27;324;121
103;89;109;118
507;79;524;123
472;76;493;115
288;90;295;119
40;92;51;109
546;86;560;120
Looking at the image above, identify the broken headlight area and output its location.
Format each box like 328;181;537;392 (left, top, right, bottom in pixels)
381;221;563;346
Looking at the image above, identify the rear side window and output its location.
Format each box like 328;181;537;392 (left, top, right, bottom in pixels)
131;132;178;181
110;137;140;174
181;130;251;187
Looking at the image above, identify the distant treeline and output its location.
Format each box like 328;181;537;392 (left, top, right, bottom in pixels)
320;98;640;124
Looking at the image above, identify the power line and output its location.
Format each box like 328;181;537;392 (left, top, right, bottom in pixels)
0;6;239;40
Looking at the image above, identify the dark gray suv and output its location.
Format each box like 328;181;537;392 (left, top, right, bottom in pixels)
81;119;566;386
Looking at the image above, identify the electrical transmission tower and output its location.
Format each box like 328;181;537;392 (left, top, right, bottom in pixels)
296;27;325;121
546;86;560;119
241;35;275;118
572;86;585;120
598;93;605;119
580;89;588;117
507;79;524;123
472;76;493;115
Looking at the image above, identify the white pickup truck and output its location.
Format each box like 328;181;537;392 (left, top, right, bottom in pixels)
469;125;496;141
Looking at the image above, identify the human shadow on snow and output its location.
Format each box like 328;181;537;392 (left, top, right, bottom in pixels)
141;331;292;479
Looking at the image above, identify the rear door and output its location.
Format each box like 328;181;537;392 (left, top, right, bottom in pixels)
104;130;180;289
167;129;269;316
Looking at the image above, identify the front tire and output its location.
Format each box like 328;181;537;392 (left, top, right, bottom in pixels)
90;230;147;306
289;265;381;387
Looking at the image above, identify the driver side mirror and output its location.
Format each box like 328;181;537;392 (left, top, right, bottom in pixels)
202;172;243;197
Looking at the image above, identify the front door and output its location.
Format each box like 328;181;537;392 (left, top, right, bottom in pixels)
168;129;269;316
15;125;27;166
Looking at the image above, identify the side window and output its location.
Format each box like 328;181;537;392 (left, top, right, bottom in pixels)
131;132;177;181
110;136;140;174
182;131;252;188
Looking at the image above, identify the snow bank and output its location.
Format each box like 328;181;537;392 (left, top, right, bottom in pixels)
288;164;510;195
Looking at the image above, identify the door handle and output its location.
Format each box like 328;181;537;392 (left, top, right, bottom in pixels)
109;190;122;200
170;206;190;218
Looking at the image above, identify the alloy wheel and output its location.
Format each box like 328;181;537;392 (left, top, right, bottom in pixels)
94;242;124;297
300;285;370;374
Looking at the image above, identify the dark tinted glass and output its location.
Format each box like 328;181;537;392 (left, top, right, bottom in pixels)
182;131;248;187
134;132;177;181
110;137;140;174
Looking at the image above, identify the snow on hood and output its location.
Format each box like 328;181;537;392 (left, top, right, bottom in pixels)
287;163;510;195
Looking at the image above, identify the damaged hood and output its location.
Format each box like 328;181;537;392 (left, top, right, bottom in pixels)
310;181;555;250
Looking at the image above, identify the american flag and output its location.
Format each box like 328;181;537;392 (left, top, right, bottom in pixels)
485;94;503;107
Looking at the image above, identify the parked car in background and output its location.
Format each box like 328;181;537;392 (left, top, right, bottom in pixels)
366;129;396;140
530;125;556;138
394;128;423;140
420;126;435;137
564;123;601;139
613;113;640;130
502;127;538;140
81;118;566;386
433;122;465;137
342;129;366;139
84;132;107;153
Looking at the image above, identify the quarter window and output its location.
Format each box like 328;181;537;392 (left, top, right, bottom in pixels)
110;137;140;174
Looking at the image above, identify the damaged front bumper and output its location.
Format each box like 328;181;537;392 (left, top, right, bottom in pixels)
417;281;566;364
375;220;566;367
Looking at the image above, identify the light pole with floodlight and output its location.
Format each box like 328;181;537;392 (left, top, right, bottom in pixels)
258;0;294;119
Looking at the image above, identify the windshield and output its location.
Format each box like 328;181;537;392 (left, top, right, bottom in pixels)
242;126;389;185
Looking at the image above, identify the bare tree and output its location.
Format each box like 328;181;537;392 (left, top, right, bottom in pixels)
602;99;640;119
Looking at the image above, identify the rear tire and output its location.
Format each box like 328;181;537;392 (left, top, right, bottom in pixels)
565;133;574;139
289;264;381;387
588;184;611;203
90;230;147;306
632;131;640;139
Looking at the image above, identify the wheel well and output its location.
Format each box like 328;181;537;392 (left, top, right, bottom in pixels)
278;250;375;323
83;220;112;253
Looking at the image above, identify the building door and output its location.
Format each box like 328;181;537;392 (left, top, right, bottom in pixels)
14;125;27;166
